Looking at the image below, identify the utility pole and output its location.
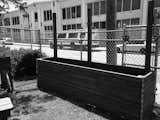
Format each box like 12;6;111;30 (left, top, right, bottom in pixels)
106;0;116;65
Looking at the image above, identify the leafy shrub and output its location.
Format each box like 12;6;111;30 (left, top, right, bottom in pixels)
10;49;46;80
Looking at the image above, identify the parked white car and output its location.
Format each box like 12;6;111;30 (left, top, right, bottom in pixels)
0;37;13;45
116;43;155;54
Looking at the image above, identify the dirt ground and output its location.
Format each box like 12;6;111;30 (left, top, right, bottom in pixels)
9;80;108;120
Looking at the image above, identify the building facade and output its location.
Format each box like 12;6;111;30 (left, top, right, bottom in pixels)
0;0;160;43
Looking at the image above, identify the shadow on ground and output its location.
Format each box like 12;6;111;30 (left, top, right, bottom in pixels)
12;94;56;116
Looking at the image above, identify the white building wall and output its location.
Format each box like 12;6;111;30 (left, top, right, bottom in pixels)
56;0;83;32
2;0;158;43
56;0;151;32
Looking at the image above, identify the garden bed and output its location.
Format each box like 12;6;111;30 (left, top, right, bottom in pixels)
37;57;155;120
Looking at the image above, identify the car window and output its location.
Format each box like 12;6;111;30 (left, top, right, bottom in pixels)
80;32;86;38
68;33;78;38
58;33;66;38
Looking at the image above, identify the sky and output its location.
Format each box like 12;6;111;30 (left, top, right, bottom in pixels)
9;0;51;11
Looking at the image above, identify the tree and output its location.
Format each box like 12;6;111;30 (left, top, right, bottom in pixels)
0;0;24;12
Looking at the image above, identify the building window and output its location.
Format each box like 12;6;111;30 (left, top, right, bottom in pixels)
100;21;106;29
116;20;122;28
62;8;66;19
63;24;82;30
66;8;71;19
94;2;100;15
76;6;81;18
63;25;67;30
12;16;20;25
155;0;160;7
67;24;71;30
4;18;10;26
132;0;140;10
44;10;52;21
122;19;130;26
117;0;140;12
77;24;82;29
71;7;76;18
13;29;20;32
71;24;76;29
62;5;81;20
117;18;140;28
88;1;106;16
117;0;122;12
100;1;106;14
131;18;140;25
92;21;106;29
44;26;53;31
53;1;55;6
44;11;46;21
93;22;99;29
123;0;131;11
34;12;38;22
0;20;3;26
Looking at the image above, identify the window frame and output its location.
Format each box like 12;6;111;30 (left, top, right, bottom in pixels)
94;2;100;15
100;1;106;14
123;0;131;11
34;12;38;22
132;0;141;10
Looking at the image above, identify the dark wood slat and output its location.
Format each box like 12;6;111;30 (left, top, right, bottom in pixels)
37;58;155;120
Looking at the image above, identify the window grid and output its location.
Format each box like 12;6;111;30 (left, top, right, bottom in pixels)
92;21;106;29
116;18;140;28
87;1;106;16
4;18;10;26
44;10;52;21
12;16;20;25
63;24;82;30
62;5;81;20
44;26;53;31
34;12;38;22
117;0;141;12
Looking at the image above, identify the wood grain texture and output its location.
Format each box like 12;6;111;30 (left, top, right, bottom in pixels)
0;57;11;71
37;58;155;120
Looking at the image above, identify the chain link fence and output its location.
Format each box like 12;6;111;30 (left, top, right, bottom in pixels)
47;26;148;67
0;25;160;104
0;26;41;51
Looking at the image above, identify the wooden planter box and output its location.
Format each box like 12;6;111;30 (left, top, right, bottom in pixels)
37;57;155;120
0;57;11;71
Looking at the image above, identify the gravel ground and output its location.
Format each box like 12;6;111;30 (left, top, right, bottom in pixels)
9;80;108;120
8;79;160;120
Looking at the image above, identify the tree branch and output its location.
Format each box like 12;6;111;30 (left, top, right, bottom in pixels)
0;0;24;12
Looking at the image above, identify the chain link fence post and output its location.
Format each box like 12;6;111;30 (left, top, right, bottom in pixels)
80;33;83;61
38;30;42;54
122;24;129;66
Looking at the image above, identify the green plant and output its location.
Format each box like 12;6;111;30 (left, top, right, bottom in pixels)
10;49;46;80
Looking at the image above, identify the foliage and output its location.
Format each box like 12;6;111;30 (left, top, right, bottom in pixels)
0;0;24;12
10;48;46;80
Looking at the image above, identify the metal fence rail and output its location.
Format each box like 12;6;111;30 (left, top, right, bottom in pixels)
0;26;40;50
